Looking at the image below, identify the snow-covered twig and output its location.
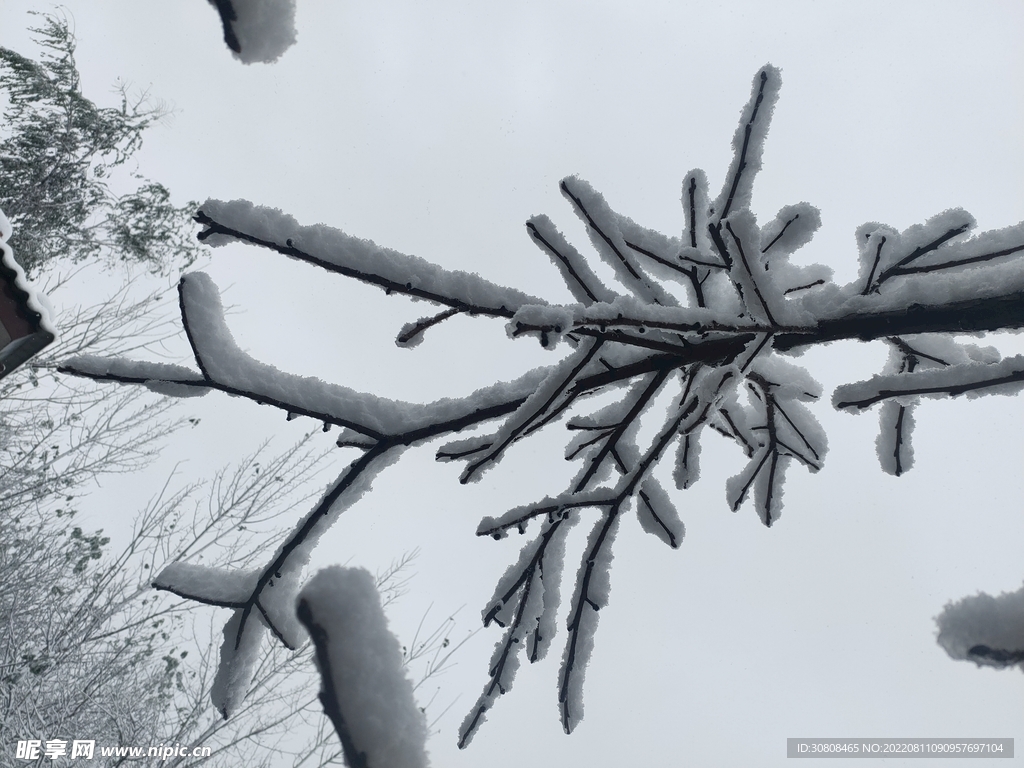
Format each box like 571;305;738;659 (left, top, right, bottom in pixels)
936;583;1024;672
206;0;297;65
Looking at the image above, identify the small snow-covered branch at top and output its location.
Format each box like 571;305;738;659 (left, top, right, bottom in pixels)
206;0;297;64
936;584;1024;671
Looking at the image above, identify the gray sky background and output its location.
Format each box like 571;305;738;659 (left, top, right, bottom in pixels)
3;2;1023;766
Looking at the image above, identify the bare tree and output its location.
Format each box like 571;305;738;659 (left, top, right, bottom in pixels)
3;434;343;768
2;425;464;768
60;65;1024;755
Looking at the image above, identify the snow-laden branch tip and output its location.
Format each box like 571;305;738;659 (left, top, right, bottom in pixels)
833;354;1024;411
207;0;297;64
936;583;1024;671
298;567;429;768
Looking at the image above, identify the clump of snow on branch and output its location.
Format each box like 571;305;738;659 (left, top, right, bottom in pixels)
207;0;297;64
936;584;1024;671
298;567;429;768
801;217;1024;322
153;563;259;606
211;608;268;718
61;355;211;397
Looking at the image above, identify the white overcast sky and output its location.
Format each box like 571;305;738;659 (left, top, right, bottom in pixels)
4;2;1024;766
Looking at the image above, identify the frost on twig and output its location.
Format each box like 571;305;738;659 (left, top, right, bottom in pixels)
57;64;1024;745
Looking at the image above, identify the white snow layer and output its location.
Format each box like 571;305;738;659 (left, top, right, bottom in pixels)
560;510;622;733
61;355;211;397
749;354;823;402
936;583;1024;670
801;218;1024;322
711;65;783;220
726;450;792;525
153;563;258;606
179;271;551;436
526;214;619;306
197;199;543;315
298;567;429;768
758;202;822;260
560;176;679;307
875;399;914;476
672;426;704;489
221;0;297;64
636;476;684;548
212;608;267;719
833;355;1024;411
451;338;603;483
461;512;576;748
680;168;714;255
0;206;57;340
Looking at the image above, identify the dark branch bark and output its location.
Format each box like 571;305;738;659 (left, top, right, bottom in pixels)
572;369;671;492
638;489;681;548
761;213;800;254
968;645;1024;666
772;400;820;462
459;516;569;748
517;291;1024;353
686;175;698;249
775;292;1024;350
783;278;826;295
560;181;645;285
461;340;604;483
207;0;241;53
887;222;971;270
862;236;888;295
559;506;620;733
625;239;708;307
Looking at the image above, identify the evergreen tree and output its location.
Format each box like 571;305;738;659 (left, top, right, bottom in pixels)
0;12;200;277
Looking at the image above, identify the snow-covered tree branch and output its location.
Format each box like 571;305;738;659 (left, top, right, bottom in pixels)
205;0;297;65
59;64;1024;750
